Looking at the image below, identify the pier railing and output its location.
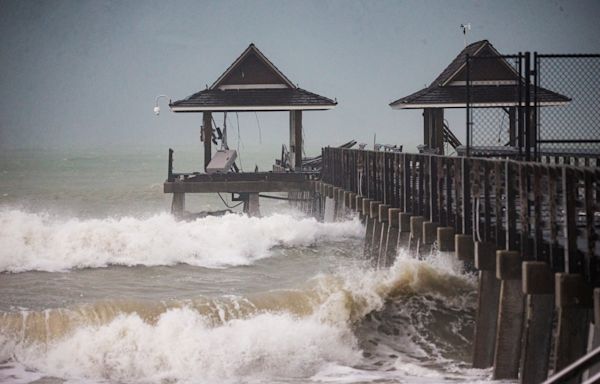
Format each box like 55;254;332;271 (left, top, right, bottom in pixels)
322;146;600;285
321;146;600;381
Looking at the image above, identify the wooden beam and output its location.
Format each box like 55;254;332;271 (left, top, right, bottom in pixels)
290;110;302;170
432;108;444;155
203;111;212;171
164;180;311;193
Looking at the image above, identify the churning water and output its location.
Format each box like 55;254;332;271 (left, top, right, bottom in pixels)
0;148;495;383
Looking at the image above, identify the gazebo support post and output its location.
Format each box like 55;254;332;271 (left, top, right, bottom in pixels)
422;108;444;155
203;111;213;171
290;110;303;170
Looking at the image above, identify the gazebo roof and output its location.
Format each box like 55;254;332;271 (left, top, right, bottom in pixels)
389;40;570;109
170;44;337;112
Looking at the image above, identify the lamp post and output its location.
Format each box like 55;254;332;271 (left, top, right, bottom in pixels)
154;95;169;116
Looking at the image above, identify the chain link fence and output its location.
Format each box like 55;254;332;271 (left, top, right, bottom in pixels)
466;55;525;158
536;54;600;157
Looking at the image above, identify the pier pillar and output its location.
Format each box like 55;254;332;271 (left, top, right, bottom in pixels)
493;250;524;380
355;196;365;222
369;201;383;261
323;185;336;222
409;216;424;254
520;261;554;384
336;188;345;220
362;198;374;257
348;192;356;211
422;222;438;245
398;212;411;249
377;204;390;268
437;227;455;252
554;273;592;379
384;208;402;267
332;187;342;220
455;234;474;263
585;288;600;378
244;193;260;217
171;192;185;217
472;241;500;369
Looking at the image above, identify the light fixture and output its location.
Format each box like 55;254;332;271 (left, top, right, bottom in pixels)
154;95;169;116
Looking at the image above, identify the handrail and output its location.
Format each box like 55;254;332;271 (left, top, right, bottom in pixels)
543;345;600;384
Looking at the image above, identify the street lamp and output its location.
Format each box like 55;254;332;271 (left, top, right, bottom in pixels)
154;95;169;116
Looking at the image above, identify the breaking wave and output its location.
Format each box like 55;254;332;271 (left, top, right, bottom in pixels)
0;251;484;383
0;209;364;272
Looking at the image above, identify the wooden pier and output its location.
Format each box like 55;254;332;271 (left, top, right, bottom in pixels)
318;146;600;383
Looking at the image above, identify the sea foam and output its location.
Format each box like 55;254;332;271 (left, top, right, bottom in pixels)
0;209;364;273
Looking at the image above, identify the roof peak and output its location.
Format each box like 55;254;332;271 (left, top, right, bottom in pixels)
210;44;296;90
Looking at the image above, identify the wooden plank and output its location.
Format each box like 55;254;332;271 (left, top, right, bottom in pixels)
461;157;472;235
483;160;492;242
548;166;562;271
455;158;462;232
562;167;580;274
584;169;596;284
533;164;543;262
429;156;438;222
506;161;517;251
519;163;531;259
494;161;504;248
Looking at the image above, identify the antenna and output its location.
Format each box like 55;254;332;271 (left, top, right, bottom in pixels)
460;23;471;47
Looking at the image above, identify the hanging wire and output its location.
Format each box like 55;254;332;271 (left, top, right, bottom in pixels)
254;112;262;144
217;192;244;209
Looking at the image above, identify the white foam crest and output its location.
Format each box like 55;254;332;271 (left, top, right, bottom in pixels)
7;307;360;383
0;209;363;272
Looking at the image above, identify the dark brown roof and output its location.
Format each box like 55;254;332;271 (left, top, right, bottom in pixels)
170;88;336;112
392;84;570;108
390;40;570;109
170;44;336;112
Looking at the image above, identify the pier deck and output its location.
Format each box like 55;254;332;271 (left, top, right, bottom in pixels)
164;172;315;193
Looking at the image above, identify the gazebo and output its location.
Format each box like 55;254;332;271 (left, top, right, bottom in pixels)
165;43;336;216
389;40;569;157
170;43;336;170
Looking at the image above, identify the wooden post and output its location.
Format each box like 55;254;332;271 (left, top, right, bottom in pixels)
203;112;212;171
432;108;444;155
493;250;524;380
554;273;593;380
520;261;555;384
171;192;185;217
370;201;383;261
423;109;431;149
290;110;302;171
244;193;260;217
377;204;390;268
384;208;402;267
472;241;501;368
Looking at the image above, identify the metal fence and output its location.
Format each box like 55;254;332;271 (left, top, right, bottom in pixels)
466;54;526;158
465;52;600;162
535;54;600;158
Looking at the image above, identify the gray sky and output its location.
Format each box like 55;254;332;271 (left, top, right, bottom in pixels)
1;0;599;155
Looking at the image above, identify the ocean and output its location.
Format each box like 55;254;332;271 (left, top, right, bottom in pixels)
0;147;496;383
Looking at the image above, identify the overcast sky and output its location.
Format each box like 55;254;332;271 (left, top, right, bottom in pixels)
0;0;599;154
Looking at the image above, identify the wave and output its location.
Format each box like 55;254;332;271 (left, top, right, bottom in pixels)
0;209;364;272
0;251;481;383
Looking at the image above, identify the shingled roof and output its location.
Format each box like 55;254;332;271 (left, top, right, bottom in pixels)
390;40;570;109
170;44;336;112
